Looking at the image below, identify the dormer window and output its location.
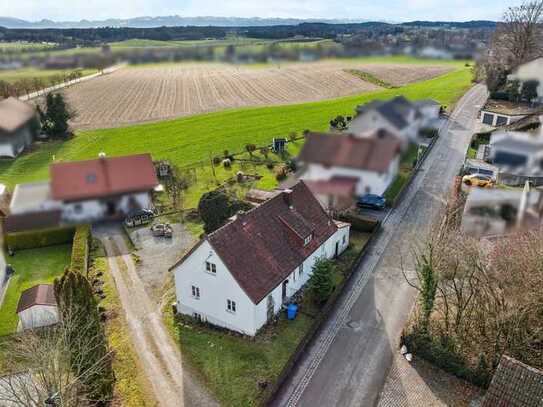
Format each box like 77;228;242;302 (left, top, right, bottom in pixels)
86;173;97;184
304;234;313;246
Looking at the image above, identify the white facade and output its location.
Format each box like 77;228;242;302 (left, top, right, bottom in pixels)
300;156;400;197
173;225;350;336
350;109;418;144
509;57;543;104
18;305;59;331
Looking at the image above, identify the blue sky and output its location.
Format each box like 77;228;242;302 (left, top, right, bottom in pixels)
5;0;523;22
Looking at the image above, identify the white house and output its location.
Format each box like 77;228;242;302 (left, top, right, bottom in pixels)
508;57;543;104
170;181;351;336
297;130;402;200
16;284;59;331
480;99;542;128
0;97;39;158
8;153;158;230
350;96;440;144
489;128;543;176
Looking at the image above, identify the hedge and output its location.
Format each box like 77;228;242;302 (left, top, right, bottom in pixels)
5;227;75;250
339;212;379;233
70;225;91;274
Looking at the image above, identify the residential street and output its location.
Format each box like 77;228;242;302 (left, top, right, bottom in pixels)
270;84;488;407
95;226;217;407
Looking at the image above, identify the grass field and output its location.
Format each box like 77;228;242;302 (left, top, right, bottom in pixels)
0;65;472;188
0;67;97;85
0;244;71;336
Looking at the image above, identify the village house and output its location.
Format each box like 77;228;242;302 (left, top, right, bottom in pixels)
508;57;543;104
350;96;440;144
479;99;542;128
16;284;59;331
169;181;351;336
7;153;158;230
0;97;39;158
295;129;402;209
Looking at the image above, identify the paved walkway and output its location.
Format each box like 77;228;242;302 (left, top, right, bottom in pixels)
271;85;488;407
97;226;217;407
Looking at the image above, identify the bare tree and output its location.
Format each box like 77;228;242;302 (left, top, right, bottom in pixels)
0;308;112;407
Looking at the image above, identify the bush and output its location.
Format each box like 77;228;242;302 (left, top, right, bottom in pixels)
71;225;90;274
212;156;221;165
6;227;75;250
245;143;257;156
275;164;289;181
198;189;252;234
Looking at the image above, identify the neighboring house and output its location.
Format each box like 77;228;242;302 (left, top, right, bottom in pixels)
482;355;543;407
350;96;440;144
16;284;59;331
0;97;39;158
489;129;543;177
8;153;158;229
508;57;543;104
479;99;542;128
461;183;543;238
463;158;498;179
170;181;351;336
297;130;402;199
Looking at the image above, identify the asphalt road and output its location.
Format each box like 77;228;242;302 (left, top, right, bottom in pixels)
270;84;488;407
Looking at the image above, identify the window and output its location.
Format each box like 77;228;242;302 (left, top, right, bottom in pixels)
342;235;346;244
304;234;313;246
482;113;494;125
299;263;304;276
293;270;297;282
227;299;237;313
191;285;200;299
496;115;508;126
86;173;97;184
74;204;82;213
205;261;216;274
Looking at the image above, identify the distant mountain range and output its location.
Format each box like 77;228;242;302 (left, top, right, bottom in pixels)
0;16;497;29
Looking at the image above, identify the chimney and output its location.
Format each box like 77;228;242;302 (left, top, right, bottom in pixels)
283;189;293;208
98;152;107;159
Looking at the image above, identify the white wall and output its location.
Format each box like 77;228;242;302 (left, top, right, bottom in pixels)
174;226;351;336
18;305;59;331
350;110;418;143
511;58;543;102
300;156;399;196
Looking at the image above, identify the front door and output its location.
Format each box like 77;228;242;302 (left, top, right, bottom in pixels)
335;241;339;258
282;280;289;303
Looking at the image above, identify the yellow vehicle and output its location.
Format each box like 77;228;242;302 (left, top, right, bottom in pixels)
462;173;494;187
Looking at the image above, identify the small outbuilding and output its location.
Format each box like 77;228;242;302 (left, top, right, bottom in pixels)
0;97;39;158
16;284;59;331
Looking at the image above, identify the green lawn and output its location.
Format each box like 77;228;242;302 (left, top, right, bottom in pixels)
0;66;472;189
383;143;425;204
0;67;98;85
0;244;72;336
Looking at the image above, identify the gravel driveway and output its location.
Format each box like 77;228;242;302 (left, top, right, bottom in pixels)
127;223;195;301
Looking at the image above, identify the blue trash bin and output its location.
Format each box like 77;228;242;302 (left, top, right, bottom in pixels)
287;303;298;320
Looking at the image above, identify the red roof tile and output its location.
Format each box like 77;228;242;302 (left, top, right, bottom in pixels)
50;154;158;201
298;130;401;173
16;284;56;314
173;181;339;304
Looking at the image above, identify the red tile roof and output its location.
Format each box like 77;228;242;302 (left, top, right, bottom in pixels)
50;154;158;201
16;284;56;314
482;355;543;407
172;181;339;304
298;130;401;173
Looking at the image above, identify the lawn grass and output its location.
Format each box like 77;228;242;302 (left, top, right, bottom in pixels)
89;240;157;406
0;66;472;189
0;67;97;85
0;244;71;336
383;143;422;204
163;231;370;406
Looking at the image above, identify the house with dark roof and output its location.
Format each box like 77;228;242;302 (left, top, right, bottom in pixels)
8;153;159;229
16;284;59;331
169;181;351;336
350;96;440;143
482;355;543;407
0;97;39;158
296;130;402;206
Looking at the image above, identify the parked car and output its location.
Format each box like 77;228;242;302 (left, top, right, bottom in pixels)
356;194;387;210
151;223;173;238
124;209;155;227
462;174;494;188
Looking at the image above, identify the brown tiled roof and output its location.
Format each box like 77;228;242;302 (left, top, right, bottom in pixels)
305;176;358;197
298;130;401;173
482;355;543;407
16;284;56;314
0;97;36;133
174;181;338;304
50;153;158;201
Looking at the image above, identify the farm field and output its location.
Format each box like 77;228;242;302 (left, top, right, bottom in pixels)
0;66;472;188
0;67;97;85
61;59;453;129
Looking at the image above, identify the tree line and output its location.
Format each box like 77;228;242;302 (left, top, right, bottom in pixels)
0;69;85;99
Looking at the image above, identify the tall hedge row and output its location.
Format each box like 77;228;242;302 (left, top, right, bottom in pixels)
70;225;91;274
5;227;75;250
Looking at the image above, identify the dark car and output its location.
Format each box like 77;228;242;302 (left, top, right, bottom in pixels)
124;208;155;227
357;194;387;210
